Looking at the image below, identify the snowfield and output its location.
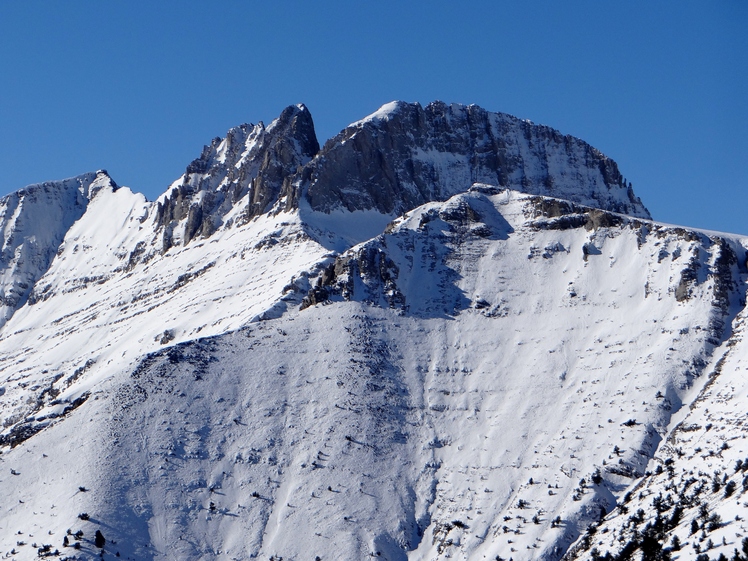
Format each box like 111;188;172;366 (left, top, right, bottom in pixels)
0;102;746;561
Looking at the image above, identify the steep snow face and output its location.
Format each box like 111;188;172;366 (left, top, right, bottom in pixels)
303;101;649;220
0;189;743;561
0;171;113;329
566;303;748;561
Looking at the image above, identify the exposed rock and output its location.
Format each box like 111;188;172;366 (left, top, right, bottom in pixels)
675;248;702;302
150;101;649;253
302;242;407;312
299;101;650;219
528;196;626;232
155;104;319;249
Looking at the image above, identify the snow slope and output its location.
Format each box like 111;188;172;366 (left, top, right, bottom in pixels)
566;284;748;561
0;182;331;442
0;172;112;329
0;102;742;561
0;187;744;561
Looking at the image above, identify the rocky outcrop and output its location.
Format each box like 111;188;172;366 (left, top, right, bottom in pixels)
154;100;650;251
155;104;319;248
298;101;650;219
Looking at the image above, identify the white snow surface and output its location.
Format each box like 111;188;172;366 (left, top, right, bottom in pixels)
1;182;746;561
0;172;106;329
351;100;407;126
0;182;330;432
568;285;748;560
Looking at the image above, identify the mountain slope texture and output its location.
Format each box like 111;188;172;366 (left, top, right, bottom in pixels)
0;101;744;561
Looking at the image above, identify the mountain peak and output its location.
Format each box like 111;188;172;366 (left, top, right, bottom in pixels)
2;103;747;561
86;169;118;199
0;172;110;328
154;105;320;249
351;100;412;126
147;101;651;253
302;100;650;220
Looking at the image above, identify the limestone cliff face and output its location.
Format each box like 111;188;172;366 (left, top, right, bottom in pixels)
155;104;319;249
154;100;649;252
300;101;649;219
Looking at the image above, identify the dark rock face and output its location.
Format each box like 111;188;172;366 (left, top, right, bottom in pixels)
300;101;650;219
155;104;319;248
154;100;650;250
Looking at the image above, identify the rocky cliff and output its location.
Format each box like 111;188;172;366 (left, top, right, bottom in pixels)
301;101;649;219
155;104;319;250
150;101;649;253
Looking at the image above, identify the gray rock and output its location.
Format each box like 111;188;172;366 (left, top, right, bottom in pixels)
155;104;319;248
155;100;650;252
298;101;650;219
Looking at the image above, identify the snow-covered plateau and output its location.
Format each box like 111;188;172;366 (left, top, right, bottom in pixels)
0;102;745;561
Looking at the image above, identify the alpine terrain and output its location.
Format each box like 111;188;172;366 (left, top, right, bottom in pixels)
0;101;746;561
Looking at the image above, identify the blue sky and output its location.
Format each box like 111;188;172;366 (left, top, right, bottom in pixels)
1;2;745;233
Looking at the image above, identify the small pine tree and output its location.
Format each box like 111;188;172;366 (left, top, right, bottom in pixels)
592;469;603;485
94;530;105;549
712;474;722;493
672;535;681;551
669;505;683;528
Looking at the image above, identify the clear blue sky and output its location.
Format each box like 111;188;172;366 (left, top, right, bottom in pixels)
1;2;745;233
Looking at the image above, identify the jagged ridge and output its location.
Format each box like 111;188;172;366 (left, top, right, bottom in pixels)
148;100;650;254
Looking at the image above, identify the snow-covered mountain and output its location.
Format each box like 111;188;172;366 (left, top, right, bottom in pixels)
0;102;744;561
0;172;114;329
302;101;649;220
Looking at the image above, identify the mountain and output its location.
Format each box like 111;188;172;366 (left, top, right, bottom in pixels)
302;101;649;220
0;171;115;329
0;102;743;561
